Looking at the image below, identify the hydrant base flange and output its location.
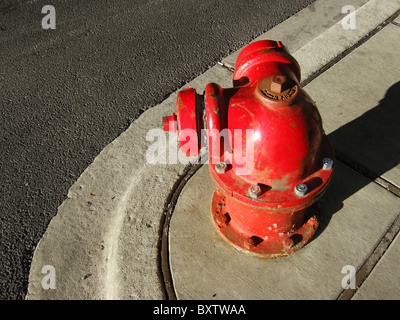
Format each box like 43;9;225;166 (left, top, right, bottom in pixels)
211;189;320;258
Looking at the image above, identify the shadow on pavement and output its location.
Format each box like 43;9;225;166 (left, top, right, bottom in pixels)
315;81;400;238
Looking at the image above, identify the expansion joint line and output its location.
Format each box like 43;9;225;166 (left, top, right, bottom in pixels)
337;213;400;300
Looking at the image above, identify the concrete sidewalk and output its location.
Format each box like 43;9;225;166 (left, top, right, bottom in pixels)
26;0;400;300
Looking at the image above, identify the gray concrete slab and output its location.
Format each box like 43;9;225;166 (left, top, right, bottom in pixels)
169;163;400;299
305;24;400;188
353;232;400;299
293;0;400;81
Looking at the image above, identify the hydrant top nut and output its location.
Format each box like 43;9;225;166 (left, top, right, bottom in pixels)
257;76;299;102
270;75;288;94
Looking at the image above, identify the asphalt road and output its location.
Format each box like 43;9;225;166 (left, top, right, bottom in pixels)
0;0;316;299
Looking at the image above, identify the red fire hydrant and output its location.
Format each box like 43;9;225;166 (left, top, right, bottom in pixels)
163;40;334;257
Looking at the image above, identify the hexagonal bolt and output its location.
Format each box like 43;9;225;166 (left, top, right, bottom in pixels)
284;237;294;248
215;213;230;228
322;158;334;170
244;236;263;249
248;185;262;199
270;75;288;94
215;162;227;174
294;183;308;197
244;238;255;249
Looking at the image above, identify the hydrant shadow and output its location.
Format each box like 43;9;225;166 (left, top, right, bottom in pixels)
312;81;400;240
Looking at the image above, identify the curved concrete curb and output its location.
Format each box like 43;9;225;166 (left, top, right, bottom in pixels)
26;65;232;299
26;92;178;299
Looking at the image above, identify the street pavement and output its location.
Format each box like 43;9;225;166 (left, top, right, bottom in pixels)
0;0;316;299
